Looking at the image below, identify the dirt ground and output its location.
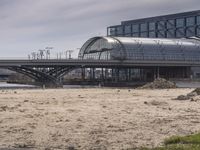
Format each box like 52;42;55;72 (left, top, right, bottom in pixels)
0;88;200;150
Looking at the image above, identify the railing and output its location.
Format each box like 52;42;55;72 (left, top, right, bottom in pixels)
0;57;79;60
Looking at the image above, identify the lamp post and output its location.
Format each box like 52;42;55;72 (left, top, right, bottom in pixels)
65;50;68;59
38;49;45;59
31;52;37;60
68;50;73;59
65;50;74;59
45;47;53;59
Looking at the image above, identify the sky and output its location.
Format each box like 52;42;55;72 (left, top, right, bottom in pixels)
0;0;200;58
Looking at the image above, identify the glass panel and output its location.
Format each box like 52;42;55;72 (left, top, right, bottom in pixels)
88;39;112;53
167;29;175;38
140;32;148;37
186;17;195;26
176;28;185;38
197;27;200;36
116;26;123;35
149;31;156;38
124;25;131;34
100;51;110;60
149;22;155;31
167;20;175;29
158;21;165;30
176;18;185;28
140;23;148;32
109;27;116;36
132;24;139;33
186;27;195;37
197;16;200;25
157;30;165;38
124;34;131;37
132;32;139;37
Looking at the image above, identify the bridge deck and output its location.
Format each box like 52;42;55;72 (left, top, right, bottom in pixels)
0;59;200;67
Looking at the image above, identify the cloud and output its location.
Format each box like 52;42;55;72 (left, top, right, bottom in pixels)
0;0;200;57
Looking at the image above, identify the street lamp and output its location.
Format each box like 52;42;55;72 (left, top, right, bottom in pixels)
68;50;73;59
45;47;53;59
31;52;37;60
38;49;45;59
65;50;74;59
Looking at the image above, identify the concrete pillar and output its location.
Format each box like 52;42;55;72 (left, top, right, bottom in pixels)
157;67;160;79
101;68;104;81
81;68;85;80
92;68;95;80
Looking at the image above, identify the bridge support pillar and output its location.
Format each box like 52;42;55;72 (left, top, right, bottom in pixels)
81;68;85;80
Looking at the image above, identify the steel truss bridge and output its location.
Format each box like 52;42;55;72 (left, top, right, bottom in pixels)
0;59;200;87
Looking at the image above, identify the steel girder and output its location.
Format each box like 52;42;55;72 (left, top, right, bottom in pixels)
6;66;78;86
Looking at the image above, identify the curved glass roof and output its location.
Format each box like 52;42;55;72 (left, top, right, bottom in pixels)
79;36;200;61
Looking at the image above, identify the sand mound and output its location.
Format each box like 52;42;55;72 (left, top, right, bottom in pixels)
175;88;200;101
139;78;176;89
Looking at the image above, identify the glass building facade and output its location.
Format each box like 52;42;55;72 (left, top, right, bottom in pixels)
107;10;200;38
79;36;200;62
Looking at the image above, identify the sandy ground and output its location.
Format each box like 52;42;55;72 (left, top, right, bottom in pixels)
0;88;200;150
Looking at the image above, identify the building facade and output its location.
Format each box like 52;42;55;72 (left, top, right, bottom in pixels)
79;36;200;61
107;10;200;38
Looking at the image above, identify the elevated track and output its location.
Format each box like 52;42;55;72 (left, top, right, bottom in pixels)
0;59;200;87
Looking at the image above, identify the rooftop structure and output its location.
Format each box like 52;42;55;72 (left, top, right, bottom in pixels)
107;10;200;38
79;36;200;62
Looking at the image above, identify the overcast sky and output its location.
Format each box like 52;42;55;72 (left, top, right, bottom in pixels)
0;0;200;58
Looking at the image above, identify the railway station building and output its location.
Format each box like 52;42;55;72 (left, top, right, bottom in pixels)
79;10;200;83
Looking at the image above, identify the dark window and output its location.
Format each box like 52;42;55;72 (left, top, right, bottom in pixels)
124;25;131;34
149;31;156;38
109;27;116;36
124;34;132;37
167;29;175;38
176;18;185;28
157;30;165;38
132;32;139;37
140;32;148;37
140;23;148;32
167;20;175;29
176;28;185;38
197;27;200;36
197;16;200;25
132;24;139;33
149;22;156;31
116;26;123;35
186;17;195;26
158;21;165;30
186;27;195;37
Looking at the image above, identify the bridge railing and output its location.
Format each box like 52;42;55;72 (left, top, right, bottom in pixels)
0;57;80;60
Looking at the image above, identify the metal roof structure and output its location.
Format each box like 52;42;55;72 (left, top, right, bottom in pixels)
78;36;200;62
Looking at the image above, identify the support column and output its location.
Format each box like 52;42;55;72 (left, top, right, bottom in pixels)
129;68;131;81
157;66;160;79
125;68;128;81
81;68;85;80
92;68;95;80
101;68;104;81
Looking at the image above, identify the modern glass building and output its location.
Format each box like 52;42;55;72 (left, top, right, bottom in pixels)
107;10;200;38
78;10;200;82
79;36;200;62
